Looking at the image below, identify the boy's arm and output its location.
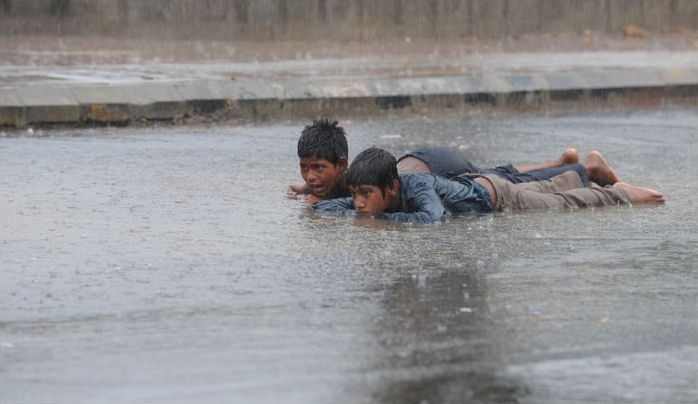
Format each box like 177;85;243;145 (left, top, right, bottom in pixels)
312;197;355;216
379;180;446;223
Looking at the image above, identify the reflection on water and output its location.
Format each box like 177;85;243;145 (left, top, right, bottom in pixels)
1;109;697;403
371;268;525;404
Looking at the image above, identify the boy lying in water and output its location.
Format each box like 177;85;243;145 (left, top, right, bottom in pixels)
313;147;665;222
290;119;621;204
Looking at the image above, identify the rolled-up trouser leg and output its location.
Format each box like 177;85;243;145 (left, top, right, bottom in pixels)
512;171;584;193
482;173;631;211
481;163;590;186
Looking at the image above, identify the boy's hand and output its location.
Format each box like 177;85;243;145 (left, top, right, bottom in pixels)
287;183;309;199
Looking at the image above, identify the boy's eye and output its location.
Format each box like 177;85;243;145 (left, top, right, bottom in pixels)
313;164;324;172
351;188;372;198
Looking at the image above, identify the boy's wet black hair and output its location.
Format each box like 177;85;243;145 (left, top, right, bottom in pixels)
297;118;348;165
346;147;398;196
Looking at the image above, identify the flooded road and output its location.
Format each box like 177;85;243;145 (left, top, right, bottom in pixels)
2;109;697;403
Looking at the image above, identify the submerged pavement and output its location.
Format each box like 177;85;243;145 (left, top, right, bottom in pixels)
1;37;698;127
1;109;697;403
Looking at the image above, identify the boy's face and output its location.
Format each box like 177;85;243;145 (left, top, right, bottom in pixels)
299;157;347;199
350;181;399;217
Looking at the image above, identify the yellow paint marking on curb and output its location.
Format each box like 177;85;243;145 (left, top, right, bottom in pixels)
0;107;13;126
89;104;129;122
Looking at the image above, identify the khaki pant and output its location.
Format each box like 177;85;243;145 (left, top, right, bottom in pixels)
479;171;631;212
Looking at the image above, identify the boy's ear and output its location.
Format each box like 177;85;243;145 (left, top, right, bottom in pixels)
337;157;348;171
388;178;400;198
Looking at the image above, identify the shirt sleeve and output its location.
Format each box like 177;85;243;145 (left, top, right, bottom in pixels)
379;180;446;223
311;197;355;216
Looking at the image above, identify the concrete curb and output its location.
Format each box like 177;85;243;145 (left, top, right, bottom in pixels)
2;67;698;127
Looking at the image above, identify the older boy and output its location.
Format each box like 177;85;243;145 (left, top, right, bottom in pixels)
291;119;615;203
313;147;665;222
397;147;619;185
295;119;350;204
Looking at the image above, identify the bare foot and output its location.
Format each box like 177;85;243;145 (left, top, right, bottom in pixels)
614;182;666;204
585;151;621;186
560;148;579;165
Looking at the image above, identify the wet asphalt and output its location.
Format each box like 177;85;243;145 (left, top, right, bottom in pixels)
1;108;697;403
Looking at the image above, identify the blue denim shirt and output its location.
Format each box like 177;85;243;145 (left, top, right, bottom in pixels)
312;173;493;223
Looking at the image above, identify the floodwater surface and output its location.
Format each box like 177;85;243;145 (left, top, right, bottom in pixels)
1;109;697;403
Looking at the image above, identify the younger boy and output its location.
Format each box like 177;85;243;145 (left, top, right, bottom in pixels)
313;147;665;223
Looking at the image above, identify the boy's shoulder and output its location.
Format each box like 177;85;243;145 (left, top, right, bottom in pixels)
398;173;441;195
399;172;442;185
399;172;437;181
399;173;473;198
